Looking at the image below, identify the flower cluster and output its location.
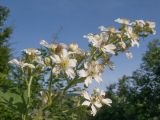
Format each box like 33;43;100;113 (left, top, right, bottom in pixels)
9;59;35;69
8;18;155;117
84;18;156;59
40;40;85;79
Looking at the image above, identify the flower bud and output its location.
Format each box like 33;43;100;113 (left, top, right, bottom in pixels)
69;43;78;51
55;45;64;54
86;51;91;56
50;44;57;52
45;57;51;65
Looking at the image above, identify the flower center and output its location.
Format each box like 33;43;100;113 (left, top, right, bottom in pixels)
60;59;69;69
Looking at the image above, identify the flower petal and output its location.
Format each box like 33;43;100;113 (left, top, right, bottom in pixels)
65;68;75;79
102;44;116;54
119;41;126;49
91;105;97;116
50;55;61;63
100;90;106;96
84;76;92;87
52;66;60;75
126;52;133;59
82;91;91;100
102;98;112;106
82;100;91;106
78;70;88;77
131;40;139;47
94;75;103;83
94;101;102;108
61;49;69;59
23;63;35;69
84;62;88;69
69;59;77;67
40;40;49;48
8;59;20;66
114;18;130;25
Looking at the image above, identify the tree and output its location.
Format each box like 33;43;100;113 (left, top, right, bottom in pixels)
0;5;12;74
0;5;13;90
90;39;160;120
0;5;20;119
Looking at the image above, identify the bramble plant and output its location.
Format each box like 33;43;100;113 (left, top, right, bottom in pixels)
8;18;155;119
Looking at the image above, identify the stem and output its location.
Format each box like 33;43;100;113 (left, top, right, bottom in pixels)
20;69;28;119
21;75;33;120
22;114;26;120
48;68;53;105
27;75;33;106
42;68;53;111
63;77;85;94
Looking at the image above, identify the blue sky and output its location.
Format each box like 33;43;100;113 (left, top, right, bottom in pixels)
1;0;160;90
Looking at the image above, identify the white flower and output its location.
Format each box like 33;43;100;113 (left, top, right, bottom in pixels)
69;43;78;52
84;33;109;48
9;59;35;69
94;88;112;106
23;48;41;56
82;89;112;116
101;44;116;54
78;61;103;87
84;33;102;48
99;26;120;33
34;56;45;65
50;49;77;79
131;40;139;47
82;91;102;116
40;40;58;51
134;20;145;28
99;26;108;31
152;30;156;35
84;33;116;54
119;41;126;49
132;20;156;35
149;22;156;28
126;52;133;59
69;43;83;54
40;40;50;48
23;63;35;69
115;18;130;25
107;27;120;33
94;88;105;95
125;27;139;47
99;26;120;34
146;21;155;29
146;21;156;35
40;91;49;104
101;98;112;106
8;59;20;65
84;32;117;55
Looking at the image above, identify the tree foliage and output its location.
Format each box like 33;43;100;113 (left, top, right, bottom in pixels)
0;5;12;74
0;5;20;120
